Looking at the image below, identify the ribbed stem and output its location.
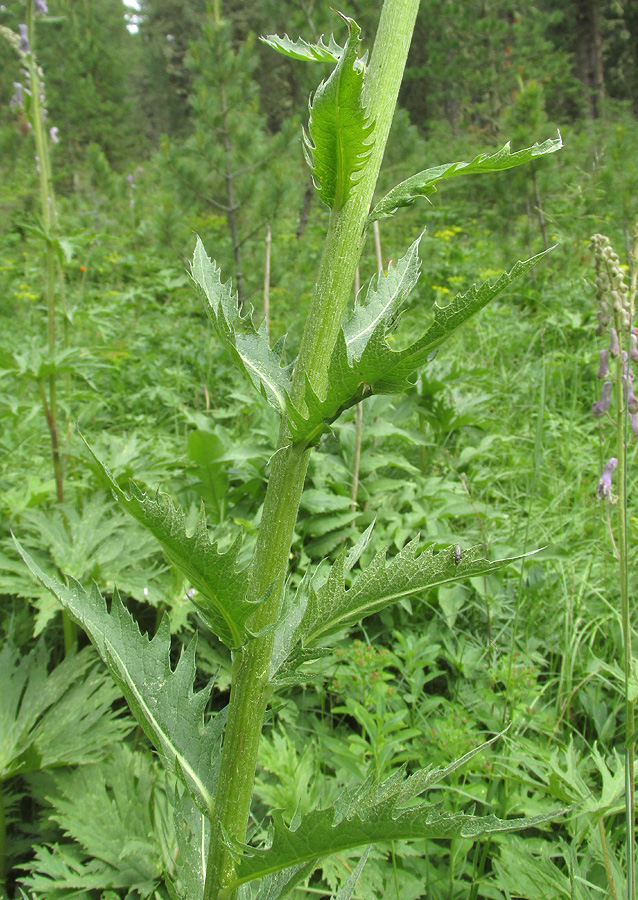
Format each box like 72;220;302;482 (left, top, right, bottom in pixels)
202;3;421;897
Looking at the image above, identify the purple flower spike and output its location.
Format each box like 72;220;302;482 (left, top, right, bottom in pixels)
631;413;638;436
631;333;638;361
609;328;620;357
10;82;23;108
35;0;48;12
628;378;638;414
596;457;618;499
592;381;613;418
18;24;29;54
127;173;134;184
597;349;609;379
49;126;59;143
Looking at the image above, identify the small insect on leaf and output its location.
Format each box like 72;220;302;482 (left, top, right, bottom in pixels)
454;545;462;566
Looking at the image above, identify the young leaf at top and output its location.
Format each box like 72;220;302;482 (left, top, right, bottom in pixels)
260;32;343;64
286;241;551;447
15;541;225;817
223;739;563;892
84;434;257;650
191;237;292;417
303;15;374;209
367;135;562;225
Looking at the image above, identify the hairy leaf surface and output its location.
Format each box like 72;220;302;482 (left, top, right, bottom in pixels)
15;543;224;816
226;741;561;890
368;136;562;224
303;16;373;209
260;33;342;63
293;540;536;651
287;245;550;446
85;437;256;649
191;237;292;416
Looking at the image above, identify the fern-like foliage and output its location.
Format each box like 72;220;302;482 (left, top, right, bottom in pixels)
15;542;225;816
260;32;343;63
191;236;292;416
367;136;562;224
302;15;374;209
84;436;256;649
21;745;168;899
273;535;537;680
224;739;562;892
286;242;551;447
0;642;131;780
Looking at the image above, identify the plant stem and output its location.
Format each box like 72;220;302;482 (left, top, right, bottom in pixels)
203;3;421;897
0;782;5;886
615;321;634;900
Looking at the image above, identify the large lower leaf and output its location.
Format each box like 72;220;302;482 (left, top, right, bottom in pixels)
286;248;550;446
224;740;563;892
85;436;256;650
367;136;562;224
302;15;373;209
191;237;292;417
15;542;224;817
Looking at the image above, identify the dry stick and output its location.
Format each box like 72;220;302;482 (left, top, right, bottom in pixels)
263;224;271;339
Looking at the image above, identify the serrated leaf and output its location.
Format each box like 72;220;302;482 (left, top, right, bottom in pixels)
84;435;256;649
191;237;292;416
368;135;563;224
165;788;209;900
14;541;224;816
260;32;342;63
287;243;549;446
224;740;563;891
303;16;374;209
0;642;130;780
297;539;538;649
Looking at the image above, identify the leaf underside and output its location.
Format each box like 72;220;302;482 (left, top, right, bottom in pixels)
227;740;564;890
368;135;563;225
303;15;374;209
15;540;224;817
191;236;292;417
84;433;256;650
260;32;343;64
286;240;552;447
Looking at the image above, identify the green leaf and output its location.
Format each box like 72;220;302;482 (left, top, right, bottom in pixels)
84;435;256;650
191;236;292;416
287;242;549;446
0;642;131;781
165;788;208;900
367;135;563;224
295;539;538;650
21;745;167;898
260;32;342;63
14;541;224;816
224;739;563;891
303;15;374;209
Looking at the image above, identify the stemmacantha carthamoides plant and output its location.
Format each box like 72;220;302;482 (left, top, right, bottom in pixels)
16;2;563;898
590;230;638;896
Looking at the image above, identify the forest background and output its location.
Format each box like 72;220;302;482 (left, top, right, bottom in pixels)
1;0;638;898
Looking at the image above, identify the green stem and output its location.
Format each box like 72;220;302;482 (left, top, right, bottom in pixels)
0;782;5;885
203;3;421;897
614;323;634;900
